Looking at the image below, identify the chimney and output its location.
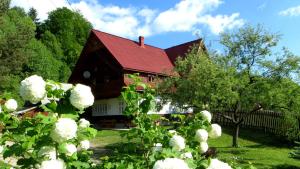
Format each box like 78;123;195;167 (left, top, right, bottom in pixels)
139;36;144;48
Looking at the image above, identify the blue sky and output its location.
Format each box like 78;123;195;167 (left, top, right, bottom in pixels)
11;0;300;55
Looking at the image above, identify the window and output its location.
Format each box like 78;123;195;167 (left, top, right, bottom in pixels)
118;100;125;114
148;75;155;82
94;104;108;115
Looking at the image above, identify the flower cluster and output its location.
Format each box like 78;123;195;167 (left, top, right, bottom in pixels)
50;118;78;143
153;158;190;169
40;158;66;169
152;110;230;169
195;111;222;153
79;118;90;128
169;135;186;151
20;75;94;111
70;84;94;110
0;75;97;168
209;124;222;139
207;159;232;169
38;146;56;160
80;140;90;150
200;110;212;122
20;75;47;104
153;143;163;152
4;99;18;112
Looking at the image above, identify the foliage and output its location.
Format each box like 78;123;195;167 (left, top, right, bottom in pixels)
159;25;300;146
93;128;300;169
99;74;240;169
38;7;92;70
0;2;92;104
27;8;38;23
23;39;64;81
158;47;236;111
290;142;300;159
0;75;97;168
0;6;36;104
0;0;10;14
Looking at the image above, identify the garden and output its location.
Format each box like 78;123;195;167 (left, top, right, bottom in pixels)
91;128;300;169
1;1;300;168
0;72;300;169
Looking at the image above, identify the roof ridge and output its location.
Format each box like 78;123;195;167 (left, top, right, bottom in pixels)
165;39;202;50
92;29;164;50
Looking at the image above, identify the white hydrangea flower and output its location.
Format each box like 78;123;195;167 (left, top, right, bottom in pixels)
5;141;14;147
38;146;56;160
153;158;190;169
4;99;18;112
152;143;163;152
40;159;66;169
69;84;94;110
61;143;77;156
78;118;90;128
209;124;222;138
79;140;90;150
60;83;73;92
200;110;212;122
186;108;193;113
0;105;2;113
3;156;17;167
169;135;185;151
20;75;46;104
181;152;193;159
199;142;209;153
51;118;78;143
168;130;177;135
195;129;208;142
207;159;232;169
40;97;51;105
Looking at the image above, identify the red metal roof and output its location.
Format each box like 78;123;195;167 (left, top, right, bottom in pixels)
92;29;201;75
165;39;202;64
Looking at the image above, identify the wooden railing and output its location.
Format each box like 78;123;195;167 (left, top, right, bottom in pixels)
211;110;299;139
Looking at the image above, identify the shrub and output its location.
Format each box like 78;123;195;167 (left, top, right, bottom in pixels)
0;75;97;168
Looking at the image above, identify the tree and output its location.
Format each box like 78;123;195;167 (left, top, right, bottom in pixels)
0;6;36;103
22;39;67;82
27;7;38;23
38;7;92;70
0;0;10;14
0;3;71;104
159;25;300;147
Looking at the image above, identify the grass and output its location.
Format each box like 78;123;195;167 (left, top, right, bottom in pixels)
91;130;127;148
208;128;300;169
90;128;300;169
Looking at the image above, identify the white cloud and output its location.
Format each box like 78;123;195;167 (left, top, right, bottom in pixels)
10;0;68;20
279;5;300;16
153;0;222;33
199;13;245;34
71;0;140;38
11;0;245;38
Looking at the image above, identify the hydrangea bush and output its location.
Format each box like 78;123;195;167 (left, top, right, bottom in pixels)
0;74;256;169
0;75;97;169
100;74;237;169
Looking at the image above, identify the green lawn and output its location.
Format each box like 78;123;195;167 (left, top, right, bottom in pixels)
90;128;300;169
208;128;300;169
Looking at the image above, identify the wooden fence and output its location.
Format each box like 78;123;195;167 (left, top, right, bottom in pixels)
211;110;299;139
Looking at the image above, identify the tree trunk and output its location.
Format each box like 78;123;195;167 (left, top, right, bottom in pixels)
232;124;240;147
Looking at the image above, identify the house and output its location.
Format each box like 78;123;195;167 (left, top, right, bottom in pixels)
68;29;205;126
